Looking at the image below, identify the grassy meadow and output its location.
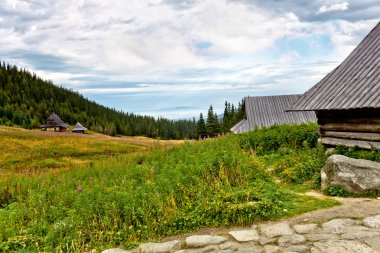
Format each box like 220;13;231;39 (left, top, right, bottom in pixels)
0;124;339;252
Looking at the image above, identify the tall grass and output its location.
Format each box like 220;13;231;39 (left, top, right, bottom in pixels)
0;125;337;252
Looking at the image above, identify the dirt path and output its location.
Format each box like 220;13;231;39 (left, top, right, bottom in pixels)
287;191;380;224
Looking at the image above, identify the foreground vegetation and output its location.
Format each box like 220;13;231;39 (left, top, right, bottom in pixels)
0;124;339;252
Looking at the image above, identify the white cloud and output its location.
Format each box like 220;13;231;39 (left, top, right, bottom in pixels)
0;0;378;118
317;2;349;14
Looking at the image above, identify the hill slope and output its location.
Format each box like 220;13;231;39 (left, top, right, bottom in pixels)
0;62;196;139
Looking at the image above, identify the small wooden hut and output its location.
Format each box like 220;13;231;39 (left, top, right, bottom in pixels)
288;22;380;149
231;95;317;134
40;113;69;132
72;122;88;134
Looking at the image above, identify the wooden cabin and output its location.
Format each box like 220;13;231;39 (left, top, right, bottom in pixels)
288;22;380;149
40;113;69;132
72;122;88;134
231;95;316;134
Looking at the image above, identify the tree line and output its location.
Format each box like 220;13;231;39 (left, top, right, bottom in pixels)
196;100;245;138
0;62;197;139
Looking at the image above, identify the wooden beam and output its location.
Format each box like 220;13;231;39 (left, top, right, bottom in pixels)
320;123;380;133
320;137;380;150
322;131;380;141
318;118;380;124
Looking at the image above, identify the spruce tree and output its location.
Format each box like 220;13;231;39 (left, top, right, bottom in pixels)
196;113;207;139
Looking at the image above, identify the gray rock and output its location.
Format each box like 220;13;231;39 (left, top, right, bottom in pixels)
313;239;378;253
259;222;294;238
174;245;218;253
364;236;380;251
259;236;277;245
363;214;380;228
229;229;260;242
235;243;263;253
305;232;340;242
102;249;130;253
263;245;280;253
139;240;181;253
219;241;239;250
341;229;380;240
310;247;323;253
293;224;318;234
321;154;380;194
325;148;336;157
283;245;310;253
321;218;358;234
277;234;306;247
185;235;228;248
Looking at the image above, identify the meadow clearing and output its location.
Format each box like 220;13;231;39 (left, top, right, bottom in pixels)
0;124;340;252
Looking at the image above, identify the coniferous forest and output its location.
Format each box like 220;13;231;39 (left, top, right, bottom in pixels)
0;62;197;139
0;62;245;139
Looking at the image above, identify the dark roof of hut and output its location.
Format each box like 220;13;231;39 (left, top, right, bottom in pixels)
231;95;316;133
72;122;88;131
289;22;380;111
40;113;69;128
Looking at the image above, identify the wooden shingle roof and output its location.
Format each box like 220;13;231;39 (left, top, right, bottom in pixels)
40;113;69;128
72;122;87;131
289;22;380;111
231;95;316;133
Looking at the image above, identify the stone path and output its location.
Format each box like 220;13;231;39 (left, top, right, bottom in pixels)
102;214;380;253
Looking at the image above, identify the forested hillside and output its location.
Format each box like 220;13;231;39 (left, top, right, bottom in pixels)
0;62;196;139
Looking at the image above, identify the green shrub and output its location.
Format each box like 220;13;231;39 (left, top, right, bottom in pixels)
240;123;319;155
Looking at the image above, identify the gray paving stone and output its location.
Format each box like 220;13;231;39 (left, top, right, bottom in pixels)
219;241;239;250
313;239;378;253
304;232;340;242
282;245;310;253
263;245;280;253
293;224;318;234
341;230;380;240
139;240;181;253
259;236;277;245
102;249;130;253
229;229;260;242
174;245;219;253
364;236;380;251
259;222;294;238
277;234;306;247
363;214;380;228
185;235;228;248
321;218;358;234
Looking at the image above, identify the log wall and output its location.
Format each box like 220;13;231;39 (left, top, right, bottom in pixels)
317;109;380;150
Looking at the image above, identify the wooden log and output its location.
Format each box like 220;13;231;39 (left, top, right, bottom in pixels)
320;123;380;133
318;117;380;124
322;131;380;141
320;137;380;150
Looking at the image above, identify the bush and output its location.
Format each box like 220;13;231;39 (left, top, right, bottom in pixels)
239;123;319;155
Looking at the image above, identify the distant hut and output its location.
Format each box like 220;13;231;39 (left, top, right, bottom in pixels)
40;113;69;132
72;122;88;134
288;22;380;149
231;95;317;134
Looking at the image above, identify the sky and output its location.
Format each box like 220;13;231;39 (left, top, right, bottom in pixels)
1;0;380;119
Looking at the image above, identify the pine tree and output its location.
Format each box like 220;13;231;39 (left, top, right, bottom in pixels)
206;105;218;137
196;113;207;139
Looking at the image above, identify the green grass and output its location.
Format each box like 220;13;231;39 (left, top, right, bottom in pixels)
0;125;339;252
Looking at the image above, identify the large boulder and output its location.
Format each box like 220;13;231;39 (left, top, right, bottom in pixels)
321;154;380;194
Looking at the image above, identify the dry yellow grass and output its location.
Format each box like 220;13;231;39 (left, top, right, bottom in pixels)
0;126;183;176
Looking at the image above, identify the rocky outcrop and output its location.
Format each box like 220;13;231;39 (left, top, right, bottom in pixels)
321;154;380;194
101;214;380;252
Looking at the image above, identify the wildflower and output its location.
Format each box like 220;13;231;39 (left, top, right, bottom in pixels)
89;176;93;181
50;185;55;190
58;178;62;183
77;185;83;192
